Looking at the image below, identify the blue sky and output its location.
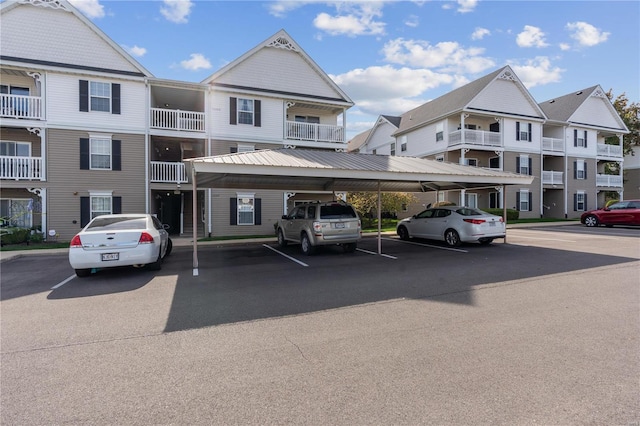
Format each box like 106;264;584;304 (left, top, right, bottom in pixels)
69;0;639;138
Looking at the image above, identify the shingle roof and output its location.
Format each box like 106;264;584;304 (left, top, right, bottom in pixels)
538;86;600;122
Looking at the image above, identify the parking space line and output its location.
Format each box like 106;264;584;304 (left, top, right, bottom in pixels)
262;244;309;267
510;235;577;242
381;237;468;253
356;248;397;259
51;274;76;289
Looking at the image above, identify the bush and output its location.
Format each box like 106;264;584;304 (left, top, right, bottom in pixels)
433;201;456;207
0;227;30;245
485;208;519;221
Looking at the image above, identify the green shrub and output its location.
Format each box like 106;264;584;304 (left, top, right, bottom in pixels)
0;227;30;245
433;201;456;207
484;208;519;221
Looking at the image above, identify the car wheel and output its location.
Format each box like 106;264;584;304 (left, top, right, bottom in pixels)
397;226;410;241
583;215;599;227
301;233;315;256
75;268;91;278
147;251;163;271
479;238;493;245
343;242;357;253
444;229;461;247
164;238;173;257
277;229;288;247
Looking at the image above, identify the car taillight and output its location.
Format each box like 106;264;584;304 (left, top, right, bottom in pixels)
138;232;154;244
70;235;82;248
463;219;486;225
313;221;322;234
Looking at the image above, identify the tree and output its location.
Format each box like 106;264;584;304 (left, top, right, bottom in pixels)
605;90;639;157
348;192;417;221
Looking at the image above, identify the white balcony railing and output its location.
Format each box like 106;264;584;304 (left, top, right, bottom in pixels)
0;156;42;180
597;143;622;157
286;121;345;144
150;108;205;132
448;130;502;147
0;94;43;120
542;171;564;185
542;137;564;152
596;174;623;187
150;161;188;183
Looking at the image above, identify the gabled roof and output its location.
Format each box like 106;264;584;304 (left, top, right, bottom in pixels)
350;115;401;152
347;128;373;152
201;29;353;105
0;0;153;77
381;115;402;128
393;66;545;136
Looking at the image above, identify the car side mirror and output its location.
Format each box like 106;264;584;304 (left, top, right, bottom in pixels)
282;215;290;220
163;224;171;230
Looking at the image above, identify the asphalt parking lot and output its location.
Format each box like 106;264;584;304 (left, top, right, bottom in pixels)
1;225;639;424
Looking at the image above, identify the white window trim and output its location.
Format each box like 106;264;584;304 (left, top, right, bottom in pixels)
465;193;478;208
576;159;586;180
519;189;530;211
88;190;113;220
89;81;111;113
465;158;478;167
519;155;530;175
237;144;255;153
390;142;396;156
237;98;254;125
0;198;33;228
236;192;255;226
89;134;113;170
576;191;586;211
0;140;31;157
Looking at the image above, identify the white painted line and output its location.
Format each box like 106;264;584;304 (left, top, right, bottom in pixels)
263;244;309;267
381;237;468;253
356;248;397;259
51;274;76;289
511;235;577;242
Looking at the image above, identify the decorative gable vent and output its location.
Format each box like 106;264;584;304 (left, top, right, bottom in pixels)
592;89;606;98
498;69;516;82
267;37;298;52
19;0;71;11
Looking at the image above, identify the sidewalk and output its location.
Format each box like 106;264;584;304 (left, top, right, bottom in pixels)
0;221;580;262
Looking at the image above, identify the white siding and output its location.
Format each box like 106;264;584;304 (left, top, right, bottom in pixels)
503;120;542;153
571;96;621;129
214;47;340;100
565;127;597;158
470;79;541;118
46;73;147;133
406;124;440;157
1;4;141;74
363;122;396;154
209;92;284;142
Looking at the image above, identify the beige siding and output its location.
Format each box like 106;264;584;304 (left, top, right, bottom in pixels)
209;189;283;237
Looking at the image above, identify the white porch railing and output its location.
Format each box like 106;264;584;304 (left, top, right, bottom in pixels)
150;161;188;183
597;143;622;157
286;121;345;143
542;137;564;152
150;108;205;132
542;171;563;185
0;94;43;120
448;130;502;147
596;174;623;187
0;156;42;180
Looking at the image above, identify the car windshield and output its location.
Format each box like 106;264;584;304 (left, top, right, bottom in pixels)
455;208;486;216
320;204;357;219
87;217;147;230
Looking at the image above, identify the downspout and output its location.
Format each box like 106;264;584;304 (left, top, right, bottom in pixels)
144;78;150;214
563;126;568;218
377;180;382;255
207;85;212;237
192;163;199;277
502;185;507;244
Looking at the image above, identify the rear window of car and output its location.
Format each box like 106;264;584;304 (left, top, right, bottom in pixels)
320;204;357;219
455;208;485;216
87;217;147;231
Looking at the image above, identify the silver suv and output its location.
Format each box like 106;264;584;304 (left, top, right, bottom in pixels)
276;201;361;255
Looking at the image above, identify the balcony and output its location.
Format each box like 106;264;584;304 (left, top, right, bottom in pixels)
597;143;622;158
285;121;345;144
542;171;563;185
150;108;205;132
448;129;501;147
150;161;188;183
0;94;43;120
542;137;564;152
596;174;623;187
0;156;42;180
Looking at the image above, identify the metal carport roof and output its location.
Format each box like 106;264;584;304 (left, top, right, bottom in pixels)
184;148;534;275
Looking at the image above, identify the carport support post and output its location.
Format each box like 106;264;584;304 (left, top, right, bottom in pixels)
502;184;507;244
377;180;382;255
192;166;199;276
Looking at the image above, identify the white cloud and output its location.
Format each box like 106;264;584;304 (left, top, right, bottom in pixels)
508;57;564;88
456;0;478;13
516;25;548;48
180;53;212;71
313;2;386;36
471;27;490;40
267;0;318;17
381;38;495;74
160;0;193;24
123;45;147;57
559;43;571;51
68;0;105;19
404;15;419;28
566;21;610;47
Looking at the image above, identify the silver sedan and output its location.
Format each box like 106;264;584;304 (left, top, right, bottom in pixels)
396;206;505;247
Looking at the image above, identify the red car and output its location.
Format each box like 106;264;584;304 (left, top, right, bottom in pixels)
581;200;640;227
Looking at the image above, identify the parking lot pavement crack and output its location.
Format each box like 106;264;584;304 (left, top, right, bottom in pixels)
285;336;309;362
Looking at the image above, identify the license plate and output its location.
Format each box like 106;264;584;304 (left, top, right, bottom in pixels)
335;222;345;229
489;221;496;227
102;253;119;261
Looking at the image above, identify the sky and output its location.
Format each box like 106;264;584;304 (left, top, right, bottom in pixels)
66;0;639;138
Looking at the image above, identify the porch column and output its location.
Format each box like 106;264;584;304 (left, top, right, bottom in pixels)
192;165;199;277
502;185;507;243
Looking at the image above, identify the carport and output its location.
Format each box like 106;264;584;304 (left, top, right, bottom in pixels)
185;148;534;276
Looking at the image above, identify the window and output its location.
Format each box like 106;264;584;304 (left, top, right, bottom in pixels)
465;158;478;167
229;97;261;127
0;141;30;157
90;82;111;112
80;193;121;227
436;122;444;142
516;122;532;142
575;160;586;180
575;192;586;211
573;130;588;148
390;142;396;156
372;149;377;155
464;193;478;208
91;195;112;219
90;138;112;170
517;189;531;212
236;193;255;225
401;142;407;152
435;155;444;162
1;85;30;115
238;99;254;125
489;156;500;169
517;155;531;175
0;198;33;228
489;192;502;209
237;144;255;153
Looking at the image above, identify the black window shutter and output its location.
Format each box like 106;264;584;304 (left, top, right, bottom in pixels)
584;194;588;210
111;83;121;114
516;157;520;174
573;194;577;211
584;131;588;148
255;198;262;225
112;196;122;214
516;122;520;141
528;192;532;211
254;100;261;127
230;147;238;153
574;129;578;147
80;197;90;227
528;123;532;142
79;80;89;112
112;140;121;171
528;158;532;175
230;198;237;225
516;192;521;211
573;161;577;179
80;138;90;170
584;162;587;179
230;97;237;125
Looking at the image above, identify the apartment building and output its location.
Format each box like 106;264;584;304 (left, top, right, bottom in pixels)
0;0;353;240
352;66;629;219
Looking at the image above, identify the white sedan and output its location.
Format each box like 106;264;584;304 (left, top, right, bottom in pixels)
396;206;505;247
69;214;172;277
